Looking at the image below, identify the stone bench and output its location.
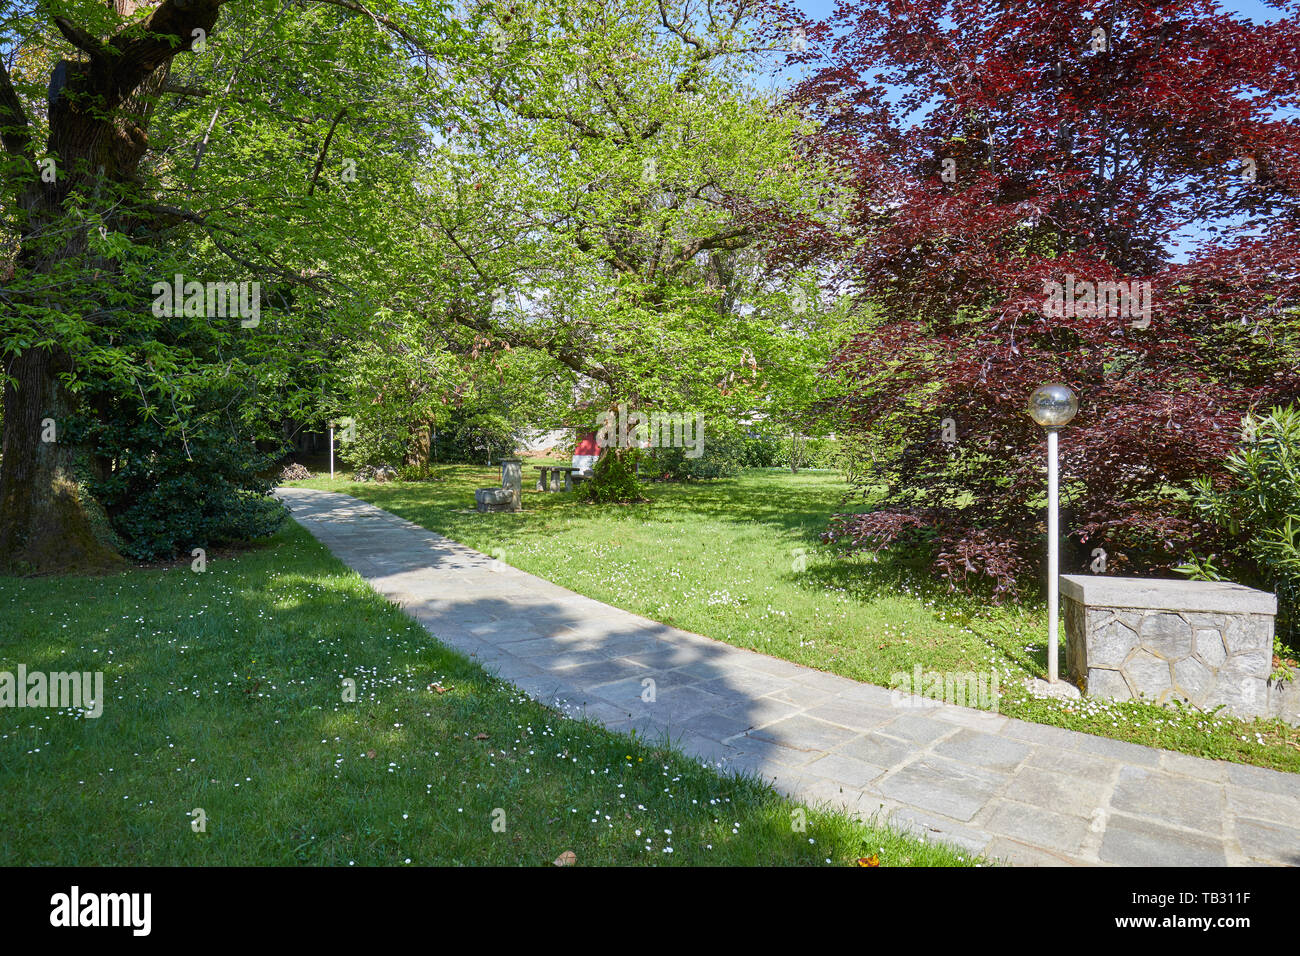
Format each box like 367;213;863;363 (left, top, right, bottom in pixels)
475;459;522;512
533;465;586;492
1062;575;1295;725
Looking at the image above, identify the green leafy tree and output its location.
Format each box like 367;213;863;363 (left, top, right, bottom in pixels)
0;0;465;572
421;0;840;428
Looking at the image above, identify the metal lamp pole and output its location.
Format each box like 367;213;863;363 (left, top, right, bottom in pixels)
330;426;335;480
1027;384;1079;684
1046;426;1061;682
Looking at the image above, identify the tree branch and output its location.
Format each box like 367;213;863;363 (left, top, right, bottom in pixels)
307;107;348;197
142;203;332;294
97;0;230;112
54;16;109;61
307;0;440;55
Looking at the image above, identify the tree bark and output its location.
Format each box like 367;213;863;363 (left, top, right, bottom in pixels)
0;348;124;572
404;421;432;467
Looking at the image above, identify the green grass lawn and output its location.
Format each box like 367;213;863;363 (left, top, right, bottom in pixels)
296;464;1300;774
0;522;972;867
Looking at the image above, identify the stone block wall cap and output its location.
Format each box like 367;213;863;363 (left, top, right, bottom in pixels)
1059;574;1277;615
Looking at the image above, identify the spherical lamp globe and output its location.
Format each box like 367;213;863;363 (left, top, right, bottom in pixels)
1026;383;1079;429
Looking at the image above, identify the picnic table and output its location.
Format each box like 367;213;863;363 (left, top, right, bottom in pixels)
533;465;587;492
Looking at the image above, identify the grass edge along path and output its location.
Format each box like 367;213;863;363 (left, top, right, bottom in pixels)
0;523;976;867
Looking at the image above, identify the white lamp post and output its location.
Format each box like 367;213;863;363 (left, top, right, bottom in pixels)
1026;383;1079;683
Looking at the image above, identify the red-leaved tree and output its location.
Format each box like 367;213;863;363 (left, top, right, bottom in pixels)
795;0;1300;593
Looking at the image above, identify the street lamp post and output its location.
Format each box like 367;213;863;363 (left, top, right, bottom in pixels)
1026;383;1079;683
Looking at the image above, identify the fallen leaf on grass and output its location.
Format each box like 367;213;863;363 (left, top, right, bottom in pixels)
366;750;376;759
429;684;451;694
856;855;880;867
553;850;577;867
475;733;489;740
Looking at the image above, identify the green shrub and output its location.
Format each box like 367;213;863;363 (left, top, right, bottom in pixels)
1183;405;1300;652
776;435;842;470
582;449;647;503
339;416;406;469
395;463;443;482
740;435;780;468
651;428;749;480
76;380;287;562
431;412;523;465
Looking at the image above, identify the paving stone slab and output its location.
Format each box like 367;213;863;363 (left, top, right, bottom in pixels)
876;756;1007;822
552;657;653;689
1232;817;1300;866
1109;766;1225;835
801;751;890;789
830;731;915;769
801;698;899;733
673;706;756;742
696;671;791;700
764;682;841;709
932;729;1032;773
1023;747;1121;779
874;712;959;746
888;808;995;857
930;706;1009;733
1001;766;1110;819
1068;733;1165;767
1001;719;1092;750
1225;761;1300;797
985;837;1089;867
1099;814;1228;866
1224;785;1300;827
729;735;824;769
983;799;1092;856
1158;750;1230;783
742;714;860;753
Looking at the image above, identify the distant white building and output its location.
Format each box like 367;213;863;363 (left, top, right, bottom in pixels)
520;428;571;453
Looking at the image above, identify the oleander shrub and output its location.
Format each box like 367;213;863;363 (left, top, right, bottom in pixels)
1183;406;1300;649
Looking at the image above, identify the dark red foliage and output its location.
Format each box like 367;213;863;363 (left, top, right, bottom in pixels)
799;0;1300;593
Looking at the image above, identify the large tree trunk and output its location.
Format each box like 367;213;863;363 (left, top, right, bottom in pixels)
404;421;432;467
0;348;124;572
0;0;222;574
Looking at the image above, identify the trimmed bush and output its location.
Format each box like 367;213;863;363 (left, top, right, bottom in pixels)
582;450;647;503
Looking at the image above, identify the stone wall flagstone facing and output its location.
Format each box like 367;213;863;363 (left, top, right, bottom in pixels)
1062;575;1296;726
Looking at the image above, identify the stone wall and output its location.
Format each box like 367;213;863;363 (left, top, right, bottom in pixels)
1061;575;1294;726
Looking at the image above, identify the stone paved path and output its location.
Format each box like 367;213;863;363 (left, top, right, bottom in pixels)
278;487;1300;866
